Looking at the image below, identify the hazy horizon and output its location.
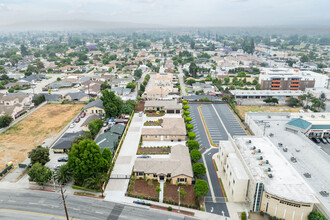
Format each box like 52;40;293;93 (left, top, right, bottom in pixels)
0;0;329;28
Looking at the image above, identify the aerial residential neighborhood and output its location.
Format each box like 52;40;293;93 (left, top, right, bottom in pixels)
0;2;330;220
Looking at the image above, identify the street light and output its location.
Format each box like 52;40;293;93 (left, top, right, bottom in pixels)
177;186;181;213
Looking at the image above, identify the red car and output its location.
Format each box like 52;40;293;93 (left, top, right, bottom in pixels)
75;118;80;123
80;112;86;118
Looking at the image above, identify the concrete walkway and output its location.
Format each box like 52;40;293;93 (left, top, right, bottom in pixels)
104;113;144;202
159;180;164;203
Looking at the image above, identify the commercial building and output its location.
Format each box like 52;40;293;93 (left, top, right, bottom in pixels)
245;112;330;219
217;136;317;220
230;90;304;105
144;100;182;114
259;68;329;90
141;118;186;141
133;144;193;184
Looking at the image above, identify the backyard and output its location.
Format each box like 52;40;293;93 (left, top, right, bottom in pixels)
0;103;85;170
236;105;303;120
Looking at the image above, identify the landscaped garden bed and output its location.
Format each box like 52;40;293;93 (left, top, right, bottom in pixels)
164;183;199;209
137;146;171;155
145;111;165;117
127;179;159;201
144;119;163;126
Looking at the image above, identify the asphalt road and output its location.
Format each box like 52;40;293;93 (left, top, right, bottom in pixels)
0;189;188;220
189;104;229;216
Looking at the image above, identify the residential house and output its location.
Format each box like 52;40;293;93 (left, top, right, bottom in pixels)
64;92;89;102
95;132;120;153
48;81;73;89
83;99;105;115
133;144;193;184
39;93;62;102
141;118;186;141
109;123;126;137
144;100;182;114
18;74;45;84
80;114;101;131
110;78;133;88
5;82;30;89
52;131;85;153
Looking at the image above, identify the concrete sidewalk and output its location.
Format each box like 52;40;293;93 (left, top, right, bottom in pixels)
104;113;144;201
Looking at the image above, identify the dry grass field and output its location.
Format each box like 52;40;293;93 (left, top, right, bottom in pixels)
236;105;303;120
0;104;84;170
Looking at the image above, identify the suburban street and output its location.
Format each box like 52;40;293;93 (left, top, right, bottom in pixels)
0;189;189;220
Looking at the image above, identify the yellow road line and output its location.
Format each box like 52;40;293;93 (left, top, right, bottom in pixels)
0;209;79;219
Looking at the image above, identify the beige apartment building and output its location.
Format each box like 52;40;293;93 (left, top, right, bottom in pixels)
144;100;182;114
141;118;186;141
216;137;317;220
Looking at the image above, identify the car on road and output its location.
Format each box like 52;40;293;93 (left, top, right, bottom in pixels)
75;118;80;123
58;157;68;162
137;155;151;158
326;138;330;144
70;123;75;128
80;112;86;118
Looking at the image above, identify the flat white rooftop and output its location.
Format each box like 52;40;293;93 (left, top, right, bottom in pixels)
247;112;330;215
235;136;317;204
227;153;249;180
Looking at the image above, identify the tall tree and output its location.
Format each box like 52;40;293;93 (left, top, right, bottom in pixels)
20;44;29;57
189;62;198;78
28;146;50;165
28;163;52;186
100;90;123;118
194;179;209;198
68;140;109;185
0;115;13;128
54;164;72;185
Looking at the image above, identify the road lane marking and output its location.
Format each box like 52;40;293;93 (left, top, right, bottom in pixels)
0;209;79;219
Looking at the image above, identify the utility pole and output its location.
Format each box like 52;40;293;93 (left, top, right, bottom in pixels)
262;121;270;136
60;187;69;220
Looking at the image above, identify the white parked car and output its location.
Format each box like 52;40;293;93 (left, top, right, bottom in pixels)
69;123;75;128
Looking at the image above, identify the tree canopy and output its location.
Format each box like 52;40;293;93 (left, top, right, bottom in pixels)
194;179;209;198
100;90;123;118
68;140;109;185
0;115;13;128
190;149;202;163
28;163;52;186
193;163;206;178
28;146;50;165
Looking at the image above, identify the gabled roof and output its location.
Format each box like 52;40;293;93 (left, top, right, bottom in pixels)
52;131;85;149
66;92;88;100
83;99;104;110
110;124;125;136
95;132;120;152
286;118;312;130
133;144;193;178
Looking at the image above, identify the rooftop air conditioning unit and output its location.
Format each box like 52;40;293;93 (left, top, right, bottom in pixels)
256;156;263;160
269;133;274;137
303;173;311;178
247;140;252;144
268;173;273;178
259;160;269;166
250;146;256;150
264;168;271;172
320;191;329;197
291;157;297;163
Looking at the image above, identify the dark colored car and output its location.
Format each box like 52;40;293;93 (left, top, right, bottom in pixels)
138;155;151;158
80;112;86;118
326;138;330;144
312;138;321;144
58;157;68;162
75;118;80;123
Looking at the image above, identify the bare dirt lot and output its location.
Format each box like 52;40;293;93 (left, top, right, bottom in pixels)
164;184;197;207
130;179;158;198
236;105;303;120
0;104;85;170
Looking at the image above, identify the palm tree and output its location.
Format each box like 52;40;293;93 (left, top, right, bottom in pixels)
300;93;313;108
54;164;72;185
83;173;108;197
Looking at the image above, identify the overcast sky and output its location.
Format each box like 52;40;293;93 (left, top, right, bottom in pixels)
0;0;329;27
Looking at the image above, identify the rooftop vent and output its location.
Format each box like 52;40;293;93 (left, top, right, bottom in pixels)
268;173;273;178
303;173;311;178
269;133;274;137
250;146;256;150
319;191;329;197
259;160;269;166
278;143;283;147
264;168;271;172
321;115;325;118
286;115;290;118
300;116;303;118
311;115;315;118
268;115;271;119
252;149;262;154
291;157;297;163
247;140;252;144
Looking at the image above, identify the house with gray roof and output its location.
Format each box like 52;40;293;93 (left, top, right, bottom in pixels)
49;81;73;89
109;124;125;137
64;92;89;102
83;99;105;115
52;131;85;153
133;144;193;184
95;132;120;153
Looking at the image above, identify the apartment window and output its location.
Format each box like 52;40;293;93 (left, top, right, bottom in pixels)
146;135;149;138
165;136;169;139
167;174;171;178
178;178;187;182
138;172;144;176
153;174;157;178
233;180;235;185
155;135;158;138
